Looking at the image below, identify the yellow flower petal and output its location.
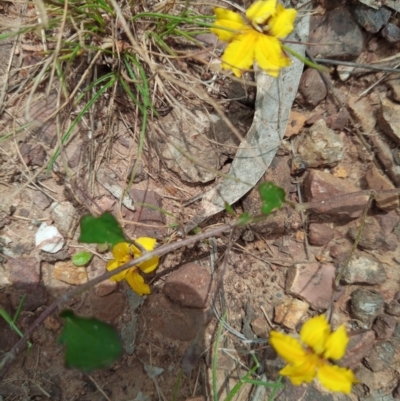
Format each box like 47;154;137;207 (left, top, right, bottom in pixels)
211;8;246;42
268;4;297;39
246;0;276;25
125;270;151;296
269;331;308;364
106;259;128;282
135;237;157;252
254;34;290;77
130;237;159;273
221;29;258;77
300;315;330;355
111;242;131;262
280;354;318;385
323;325;349;360
317;363;357;394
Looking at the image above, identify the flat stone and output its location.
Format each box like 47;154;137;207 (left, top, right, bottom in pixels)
51;202;79;238
35;223;65;254
326;109;350;130
163;263;212;309
284;111;307;138
32;190;51;211
8;257;40;288
274;299;309;329
19;143;46;167
297;119;344;168
10;286;49;311
364;340;396;372
373;314;397;340
342;254;387;285
382;23;400;43
351;4;391;33
341;330;376;368
87;256;117;297
303;170;369;218
347;96;377;135
251;316;269;338
53;260;88;285
308;223;334;246
298;69;327;107
386;299;400;317
308;8;364;59
141;292;204;341
90;292;126;323
365;166;399;211
128;189;166;239
378;97;400;144
350;289;384;326
286;263;336;310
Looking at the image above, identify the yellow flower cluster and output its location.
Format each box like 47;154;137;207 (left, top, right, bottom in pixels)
106;238;159;296
211;0;297;77
270;315;358;394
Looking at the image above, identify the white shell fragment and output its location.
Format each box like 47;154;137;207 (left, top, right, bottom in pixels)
35;223;65;253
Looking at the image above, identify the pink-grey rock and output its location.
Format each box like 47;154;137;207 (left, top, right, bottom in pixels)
341;330;376;368
387;78;400;103
89;292;126;323
308;223;334;246
373;314;397;340
351;4;391;33
342;254;386;285
141;292;204;341
326;109;350;130
251;316;269;338
382;23;400;43
386;299;400;317
364;340;396;372
51;202;79;238
19;143;46;167
164;263;211;309
87;256;117;297
286;263;336;310
351;289;384;326
8;257;39;288
347;96;377;135
32;190;51;211
298;69;327;107
378;97;400;144
303;170;369;218
274;299;309;329
297;119;344;168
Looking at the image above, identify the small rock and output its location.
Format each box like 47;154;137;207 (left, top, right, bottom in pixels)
87;256;117;297
378;97;400;144
387;78;400;103
251;316;269;338
331;164;348;178
373;314;397;339
8;257;39;288
342;254;387;285
141;292;204;341
19;143;46;167
44;315;61;331
298;69;327;107
303;170;369;218
51;202;78;238
308;8;364;59
347;96;376;135
127;159;147;183
341;330;376;368
365;166;399;211
382;23;400;43
163;263;211;309
352;4;391;33
364;340;395;372
10;286;48;311
326;109;350;130
274;299;309;329
90;292;126;322
35;223;65;253
53;261;87;285
308;223;334;246
128;189;166;238
286;263;336;310
297;120;344;168
32;190;51;211
394;381;400;399
394;322;400;337
386;299;400;317
284;111;307;138
350;289;384;326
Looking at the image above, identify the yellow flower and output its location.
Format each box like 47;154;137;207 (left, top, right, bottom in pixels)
269;315;358;394
106;238;159;296
211;0;297;77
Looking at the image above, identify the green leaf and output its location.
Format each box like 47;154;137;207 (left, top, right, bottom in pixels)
58;310;123;372
72;251;93;266
79;213;126;247
224;202;235;216
258;182;286;215
237;212;252;226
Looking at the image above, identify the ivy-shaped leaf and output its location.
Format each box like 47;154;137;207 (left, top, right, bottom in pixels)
72;251;93;266
58;310;123;372
258;182;286;215
79;213;126;247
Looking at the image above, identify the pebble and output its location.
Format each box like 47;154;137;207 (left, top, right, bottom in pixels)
89;292;126;323
163;263;212;309
351;4;391;33
373;314;397;339
387;78;400;103
364;340;396;372
87;256;117;297
51;202;79;238
365;165;399;211
251;316;269;338
308;8;364;59
308;223;334;246
342;254;387;285
273;299;309;329
382;23;400;43
341;330;376;368
286;263;336;310
303;170;369;218
378;97;400;144
32;190;51;211
386;299;400;317
297;119;344;168
53;260;88;285
19;143;46;167
8;257;40;288
347;96;377;135
35;223;65;253
326;109;350;131
284;111;307;138
350;289;384;326
298;69;327;107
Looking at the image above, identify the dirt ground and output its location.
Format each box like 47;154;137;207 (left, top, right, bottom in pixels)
1;0;400;400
